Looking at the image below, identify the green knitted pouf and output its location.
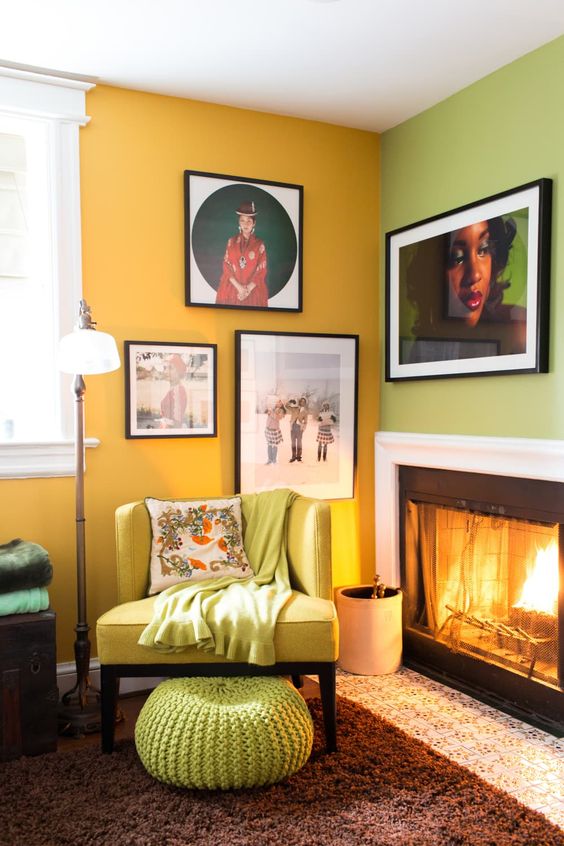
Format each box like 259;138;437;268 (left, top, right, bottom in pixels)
134;676;314;789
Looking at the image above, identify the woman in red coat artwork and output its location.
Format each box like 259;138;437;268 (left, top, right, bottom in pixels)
215;201;269;307
160;354;187;429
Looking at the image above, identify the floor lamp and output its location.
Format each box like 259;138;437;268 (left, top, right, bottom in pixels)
57;300;120;736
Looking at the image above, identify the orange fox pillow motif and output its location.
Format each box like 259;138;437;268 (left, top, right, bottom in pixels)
145;497;253;595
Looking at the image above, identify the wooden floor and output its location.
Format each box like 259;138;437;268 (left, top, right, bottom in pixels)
57;676;320;753
57;692;149;752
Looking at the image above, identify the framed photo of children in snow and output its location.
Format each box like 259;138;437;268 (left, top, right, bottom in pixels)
184;169;303;312
235;331;359;500
124;341;217;438
385;178;552;381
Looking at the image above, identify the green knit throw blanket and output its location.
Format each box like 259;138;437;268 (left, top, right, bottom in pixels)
138;488;297;666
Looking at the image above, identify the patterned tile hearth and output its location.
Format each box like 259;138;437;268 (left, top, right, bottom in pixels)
336;667;564;831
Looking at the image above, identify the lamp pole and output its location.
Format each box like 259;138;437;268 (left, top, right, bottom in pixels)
58;300;120;736
58;372;100;733
73;372;89;708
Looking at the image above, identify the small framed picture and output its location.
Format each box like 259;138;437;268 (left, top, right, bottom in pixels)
235;331;359;499
124;341;217;438
386;178;552;381
185;169;303;311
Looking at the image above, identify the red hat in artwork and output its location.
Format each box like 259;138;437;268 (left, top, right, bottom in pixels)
236;201;257;217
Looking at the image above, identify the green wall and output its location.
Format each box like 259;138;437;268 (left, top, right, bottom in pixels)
380;35;564;438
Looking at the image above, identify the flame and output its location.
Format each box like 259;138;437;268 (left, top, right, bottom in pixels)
512;542;559;617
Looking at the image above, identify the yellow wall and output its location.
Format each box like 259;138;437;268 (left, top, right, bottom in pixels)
0;85;380;662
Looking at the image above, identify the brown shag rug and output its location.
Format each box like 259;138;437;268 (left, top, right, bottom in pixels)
1;697;562;846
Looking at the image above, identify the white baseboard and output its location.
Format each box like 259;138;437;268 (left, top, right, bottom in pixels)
56;660;165;697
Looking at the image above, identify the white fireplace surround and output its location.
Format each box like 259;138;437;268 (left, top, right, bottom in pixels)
375;431;564;587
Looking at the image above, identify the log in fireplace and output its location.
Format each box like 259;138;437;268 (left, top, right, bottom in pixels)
399;465;563;733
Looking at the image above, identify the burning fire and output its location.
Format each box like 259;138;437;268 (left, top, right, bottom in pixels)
512;542;559;617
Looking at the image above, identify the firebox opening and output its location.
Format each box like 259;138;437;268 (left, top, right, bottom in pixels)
398;465;564;733
405;500;559;688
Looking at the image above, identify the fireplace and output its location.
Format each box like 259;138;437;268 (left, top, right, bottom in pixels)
374;432;564;733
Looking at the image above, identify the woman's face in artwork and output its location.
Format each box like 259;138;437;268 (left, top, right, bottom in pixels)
446;221;493;327
166;364;179;384
238;214;255;239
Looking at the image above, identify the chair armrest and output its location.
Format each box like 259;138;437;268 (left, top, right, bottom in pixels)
115;501;151;603
286;496;332;600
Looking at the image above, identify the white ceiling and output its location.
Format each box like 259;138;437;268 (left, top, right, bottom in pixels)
2;0;564;132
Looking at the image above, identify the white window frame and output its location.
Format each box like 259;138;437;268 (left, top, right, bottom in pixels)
0;67;96;479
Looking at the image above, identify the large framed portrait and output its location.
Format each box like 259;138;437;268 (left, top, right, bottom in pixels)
124;341;217;438
185;169;303;312
386;179;552;381
235;331;359;499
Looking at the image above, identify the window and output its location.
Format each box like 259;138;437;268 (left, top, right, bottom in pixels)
0;67;94;477
0;119;55;441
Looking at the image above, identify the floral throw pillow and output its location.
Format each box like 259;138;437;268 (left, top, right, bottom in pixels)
145;497;253;595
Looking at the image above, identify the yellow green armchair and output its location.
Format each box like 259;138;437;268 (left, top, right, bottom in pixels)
96;494;339;752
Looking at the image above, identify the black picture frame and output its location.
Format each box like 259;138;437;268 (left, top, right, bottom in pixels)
385;178;552;381
235;330;359;499
185;169;303;312
124;341;217;438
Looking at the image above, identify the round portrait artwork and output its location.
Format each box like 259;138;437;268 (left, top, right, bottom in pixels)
191;183;298;304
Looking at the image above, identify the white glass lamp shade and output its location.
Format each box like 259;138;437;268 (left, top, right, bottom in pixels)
58;328;120;375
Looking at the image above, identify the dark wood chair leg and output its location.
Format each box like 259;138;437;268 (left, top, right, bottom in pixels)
100;666;119;753
318;663;337;752
291;674;303;689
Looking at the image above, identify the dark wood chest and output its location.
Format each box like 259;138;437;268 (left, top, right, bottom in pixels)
0;611;57;760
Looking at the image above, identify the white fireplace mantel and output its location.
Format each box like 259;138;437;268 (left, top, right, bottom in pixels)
375;431;564;586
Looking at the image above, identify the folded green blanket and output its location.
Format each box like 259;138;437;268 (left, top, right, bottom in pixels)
0;587;49;616
138;488;297;666
0;539;53;594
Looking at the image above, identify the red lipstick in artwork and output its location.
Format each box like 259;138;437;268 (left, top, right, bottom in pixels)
462;290;483;311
